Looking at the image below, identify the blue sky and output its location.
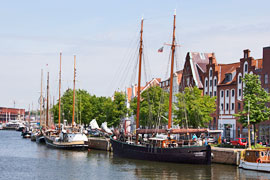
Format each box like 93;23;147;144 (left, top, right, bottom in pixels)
0;0;269;109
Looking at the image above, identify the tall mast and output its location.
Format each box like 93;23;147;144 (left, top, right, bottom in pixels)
28;104;31;124
46;72;49;129
40;69;43;128
168;11;176;130
58;52;62;132
72;55;76;130
136;17;144;144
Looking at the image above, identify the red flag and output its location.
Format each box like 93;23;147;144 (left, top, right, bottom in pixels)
158;47;163;53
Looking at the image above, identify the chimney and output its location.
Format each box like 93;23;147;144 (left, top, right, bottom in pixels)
243;49;250;59
209;53;216;65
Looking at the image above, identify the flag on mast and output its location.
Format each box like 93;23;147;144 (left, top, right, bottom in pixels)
158;47;164;53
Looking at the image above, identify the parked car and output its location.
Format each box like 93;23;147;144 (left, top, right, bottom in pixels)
88;129;102;137
207;136;216;144
231;138;247;146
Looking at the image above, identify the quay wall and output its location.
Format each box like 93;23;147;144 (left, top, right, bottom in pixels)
86;137;111;151
212;147;244;165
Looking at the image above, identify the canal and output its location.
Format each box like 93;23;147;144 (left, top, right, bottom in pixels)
0;130;269;180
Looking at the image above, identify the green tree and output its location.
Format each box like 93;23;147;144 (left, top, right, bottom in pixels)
234;74;270;144
130;86;169;127
108;91;129;127
52;89;92;125
174;87;216;128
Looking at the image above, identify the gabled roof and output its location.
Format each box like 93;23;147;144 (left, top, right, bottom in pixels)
188;52;213;88
217;62;240;85
251;59;263;70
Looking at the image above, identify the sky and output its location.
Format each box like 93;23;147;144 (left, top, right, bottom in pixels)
0;0;269;110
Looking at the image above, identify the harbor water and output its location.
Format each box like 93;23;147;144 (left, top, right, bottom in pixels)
0;130;269;180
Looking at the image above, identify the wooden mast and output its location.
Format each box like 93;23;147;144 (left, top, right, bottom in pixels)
136;17;144;144
58;52;62;132
72;55;76;130
40;69;43;128
168;11;176;131
46;72;49;129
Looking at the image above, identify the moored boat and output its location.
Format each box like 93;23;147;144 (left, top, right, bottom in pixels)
44;129;88;150
111;12;211;165
239;149;270;172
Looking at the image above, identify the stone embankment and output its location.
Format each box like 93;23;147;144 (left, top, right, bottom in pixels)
211;147;244;165
85;137;111;151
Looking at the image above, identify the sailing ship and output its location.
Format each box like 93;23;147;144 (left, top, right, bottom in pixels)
44;54;88;149
110;12;211;164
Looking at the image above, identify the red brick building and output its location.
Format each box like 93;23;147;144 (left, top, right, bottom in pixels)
0;107;25;123
202;47;269;142
163;47;270;142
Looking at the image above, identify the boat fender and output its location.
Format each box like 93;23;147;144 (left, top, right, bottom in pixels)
256;158;262;163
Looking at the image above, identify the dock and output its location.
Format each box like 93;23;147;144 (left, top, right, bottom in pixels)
212;147;244;165
85;137;111;151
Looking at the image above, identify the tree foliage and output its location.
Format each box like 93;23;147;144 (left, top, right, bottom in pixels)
130;86;169;127
235;74;270;127
52;89;128;127
174;87;216;128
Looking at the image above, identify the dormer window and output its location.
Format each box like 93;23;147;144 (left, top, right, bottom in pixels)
225;73;232;83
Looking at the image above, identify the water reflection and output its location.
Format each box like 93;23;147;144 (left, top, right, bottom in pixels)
0;130;269;180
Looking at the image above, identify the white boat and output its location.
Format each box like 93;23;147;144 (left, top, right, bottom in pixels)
44;129;88;149
239;149;270;172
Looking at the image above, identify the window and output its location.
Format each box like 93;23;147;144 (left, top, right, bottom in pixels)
239;89;242;96
214;79;217;86
206;92;208;95
221;90;224;97
226;90;229;97
239;76;242;84
232;103;235;110
225;73;232;82
210;80;212;87
210;92;212;97
214;91;217;96
226;103;229;111
245;64;248;72
205;80;208;87
210;69;212;76
232;89;235;97
265;74;268;84
238;103;241;110
221;103;224;110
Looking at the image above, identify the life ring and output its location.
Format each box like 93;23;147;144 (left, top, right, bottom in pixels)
256;158;262;163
